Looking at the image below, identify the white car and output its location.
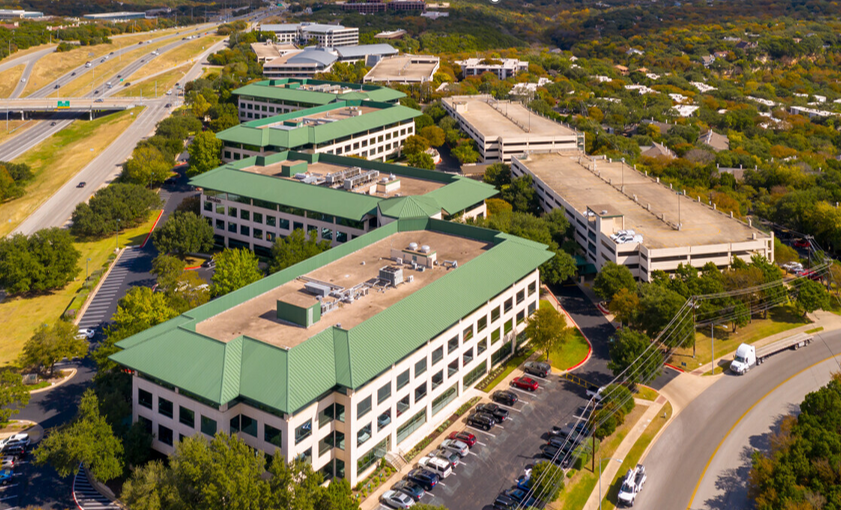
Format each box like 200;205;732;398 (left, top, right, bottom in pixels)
77;328;95;340
0;433;29;448
586;385;606;401
439;438;469;457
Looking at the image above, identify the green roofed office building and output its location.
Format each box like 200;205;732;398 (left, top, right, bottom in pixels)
191;150;497;257
218;100;421;163
110;218;552;485
234;78;406;122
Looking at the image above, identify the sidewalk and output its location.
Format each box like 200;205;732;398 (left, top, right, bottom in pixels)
581;397;667;510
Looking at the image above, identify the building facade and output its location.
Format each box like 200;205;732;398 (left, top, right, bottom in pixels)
455;58;528;80
259;22;359;47
111;219;551;485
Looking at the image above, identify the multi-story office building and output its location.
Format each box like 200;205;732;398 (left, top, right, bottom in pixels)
259;22;359;47
262;47;339;79
455;58;528;79
192;150;496;256
511;151;774;280
82;11;146;20
442;95;584;162
110;218;551;485
0;9;44;18
234;78;405;122
363;55;440;85
217;100;421;162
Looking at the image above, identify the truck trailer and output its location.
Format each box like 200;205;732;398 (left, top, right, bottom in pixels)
730;332;813;374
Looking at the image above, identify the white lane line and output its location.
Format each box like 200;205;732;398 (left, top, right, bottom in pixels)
507;387;539;395
465;426;496;437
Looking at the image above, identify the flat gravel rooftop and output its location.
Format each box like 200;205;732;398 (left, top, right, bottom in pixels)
443;96;577;138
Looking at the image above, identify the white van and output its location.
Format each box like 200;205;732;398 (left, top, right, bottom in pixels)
418;456;453;478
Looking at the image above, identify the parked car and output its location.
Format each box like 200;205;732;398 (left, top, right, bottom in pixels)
523;361;550;378
1;434;29;447
428;449;459;468
380;490;414;509
540;445;572;467
447;430;477;447
552;422;591;440
515;467;532;491
493;494;518;510
511;376;539;391
586;385;606;401
793;239;811;248
547;435;579;450
3;446;25;459
406;468;439;491
391;480;424;501
502;487;537;507
440;439;469;457
0;457;14;469
492;390;519;406
0;469;12;485
476;403;510;422
77;182;87;188
466;413;495;431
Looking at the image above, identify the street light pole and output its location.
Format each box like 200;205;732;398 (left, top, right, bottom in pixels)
599;457;624;510
86;257;91;278
115;219;121;251
711;323;714;375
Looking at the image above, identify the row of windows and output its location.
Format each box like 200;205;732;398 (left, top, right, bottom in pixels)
216;220;353;245
138;388;218;437
204;198;369;231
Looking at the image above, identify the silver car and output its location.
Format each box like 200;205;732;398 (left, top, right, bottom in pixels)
381;490;415;509
440;438;469;457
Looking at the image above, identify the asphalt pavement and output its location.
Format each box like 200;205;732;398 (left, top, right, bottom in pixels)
640;329;841;509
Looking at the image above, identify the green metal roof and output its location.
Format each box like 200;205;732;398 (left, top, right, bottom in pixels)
189;151;498;221
110;219;553;415
232;78;405;106
216;100;421;149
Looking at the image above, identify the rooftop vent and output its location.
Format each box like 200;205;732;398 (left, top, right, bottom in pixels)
420;245;431;254
304;281;332;297
408;242;419;251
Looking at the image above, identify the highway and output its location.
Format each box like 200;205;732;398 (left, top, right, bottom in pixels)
3;47;57;98
639;329;841;509
12;36;229;236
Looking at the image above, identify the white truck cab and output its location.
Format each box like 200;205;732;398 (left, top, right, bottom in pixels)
617;464;646;507
730;344;756;374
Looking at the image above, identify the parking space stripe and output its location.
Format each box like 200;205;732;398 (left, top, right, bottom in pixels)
466;426;496;437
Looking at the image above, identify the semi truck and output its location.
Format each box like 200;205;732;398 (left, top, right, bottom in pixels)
730;332;813;375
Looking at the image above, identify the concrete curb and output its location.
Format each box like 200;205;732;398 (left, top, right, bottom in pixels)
74;248;127;326
29;368;77;394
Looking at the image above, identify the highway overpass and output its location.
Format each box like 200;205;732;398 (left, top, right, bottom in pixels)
0;97;155;118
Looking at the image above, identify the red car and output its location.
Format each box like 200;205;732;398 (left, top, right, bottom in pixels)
511;376;539;391
793;239;811;249
448;430;477;447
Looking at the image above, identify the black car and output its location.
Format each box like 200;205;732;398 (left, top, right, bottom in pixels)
77;182;86;188
492;390;519;406
3;446;25;459
523;361;551;378
493;494;518;510
540;445;572;467
50;121;56;126
547;435;579;450
71;72;76;76
54;84;60;89
392;480;424;501
476;403;510;422
406;468;439;491
553;422;591;439
467;413;495;431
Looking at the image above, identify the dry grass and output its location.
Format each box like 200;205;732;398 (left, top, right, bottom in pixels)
0;120;36;146
0;44;55;66
127;35;224;83
0;210;160;366
0;108;141;237
0;65;24;98
115;65;190;98
22;27;185;96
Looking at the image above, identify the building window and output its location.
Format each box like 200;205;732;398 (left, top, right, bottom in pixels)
448;359;459;378
240;225;250;237
432;384;457;416
276;218;289;230
414;382;427;403
253;212;263;224
158;424;173;446
158;397;173;419
138;415;152;434
228;222;237;233
357;422;372;447
432;346;444;365
478;337;488;355
216;204;225;215
138;389;153;409
307;225;317;236
266;216;276;227
528;301;537;315
396;395;410;418
299;448;312;465
463;347;474;366
378;383;391;405
318;406;333;428
491;306;500;323
336;231;348;243
358;396;372;419
201;415;217;437
228;206;237;217
517;289;525;304
322;228;332;241
478;316;488;332
265;424;282;448
396;369;410;391
240;209;250;221
397;409;427;444
294;221;304;231
517;310;525;324
463;363;487;388
431;370;444;391
296;420;313;444
447;336;459;354
253;228;263;240
377;409;391;431
335;403;345;422
415;358;427;378
335;431;345;450
179;407;194;428
215;219;224;230
237;415;258;437
463;325;473;341
319;434;333;456
504;319;513;334
357;437;389;474
528;281;537;296
203;201;213;212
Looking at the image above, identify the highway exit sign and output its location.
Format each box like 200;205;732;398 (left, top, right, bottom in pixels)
57;100;70;109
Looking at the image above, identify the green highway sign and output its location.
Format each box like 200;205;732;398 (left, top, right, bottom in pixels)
57;100;70;109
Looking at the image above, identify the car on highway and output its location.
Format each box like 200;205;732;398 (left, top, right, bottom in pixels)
511;376;539;391
165;103;172;108
391;480;424;501
94;90;100;94
406;468;439;491
19;77;25;83
95;98;104;103
71;72;76;75
380;490;414;509
77;328;95;340
138;41;144;45
617;464;647;507
476;403;509;422
447;430;477;447
492;390;519;406
50;121;56;126
523;360;551;378
117;74;122;78
77;182;87;188
124;82;131;87
439;438;469;457
141;59;146;62
467;412;495;431
54;84;60;89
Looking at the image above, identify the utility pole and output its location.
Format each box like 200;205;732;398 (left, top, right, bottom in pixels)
711;323;715;375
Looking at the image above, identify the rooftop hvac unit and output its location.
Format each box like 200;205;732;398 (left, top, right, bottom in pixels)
408;242;419;251
379;265;404;286
420;245;431;253
304;281;332;297
343;170;379;190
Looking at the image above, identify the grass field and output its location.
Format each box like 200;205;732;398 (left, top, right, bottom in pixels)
126;35;224;83
0;210;160;366
600;402;673;510
22;27;187;96
0;120;35;145
0;44;55;66
668;304;809;373
116;64;191;98
549;328;591;371
0;108;142;237
0;64;24;98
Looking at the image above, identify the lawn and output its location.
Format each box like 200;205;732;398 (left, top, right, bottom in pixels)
548;328;591;371
116;65;190;98
125;35;225;83
668;303;809;374
0;64;24;98
558;403;650;510
0;108;142;237
0;120;35;145
600;402;673;510
0;210;160;366
635;386;658;401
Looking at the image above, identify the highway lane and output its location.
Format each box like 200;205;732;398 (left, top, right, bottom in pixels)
638;329;841;510
6;47;57;98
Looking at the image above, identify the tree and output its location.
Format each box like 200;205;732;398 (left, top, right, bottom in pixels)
123;146;172;187
169;271;211;313
607;328;661;385
211;248;262;297
407;152;435;170
151;254;186;292
19;321;88;376
486;198;512;216
451;140;480;164
483;163;511;189
403;135;430;156
419;126;445;147
0;228;80;294
0;371;30;426
187;131;223;177
210;113;239;132
609;288;639;327
152;211;214;257
540;250;577;285
774;238;799;266
269;229;330;274
593;262;636;301
524;303;569;361
123;421;154;468
34;389;124;482
795;279;830;317
637;284;686;338
71;184;161;238
528;461;564;502
501;175;538;213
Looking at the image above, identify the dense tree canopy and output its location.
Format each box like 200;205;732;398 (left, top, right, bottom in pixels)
70;184;161;238
0;228;80;294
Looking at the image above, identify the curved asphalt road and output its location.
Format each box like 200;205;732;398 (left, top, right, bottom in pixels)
638;329;841;509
